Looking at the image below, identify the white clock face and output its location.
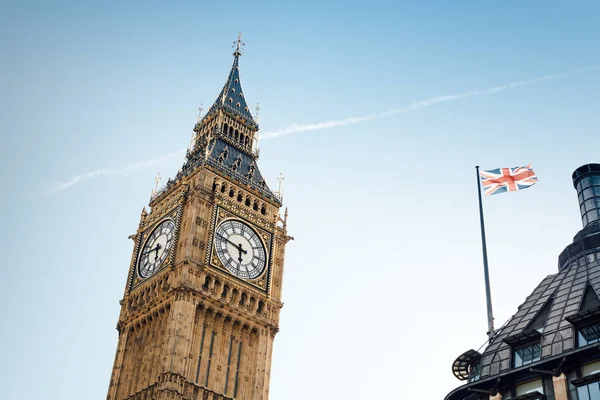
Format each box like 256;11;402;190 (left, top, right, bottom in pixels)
138;219;175;278
214;220;267;279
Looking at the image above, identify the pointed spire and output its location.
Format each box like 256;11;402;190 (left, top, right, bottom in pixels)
204;34;256;124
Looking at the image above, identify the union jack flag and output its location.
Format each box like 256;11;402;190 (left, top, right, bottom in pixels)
480;165;538;196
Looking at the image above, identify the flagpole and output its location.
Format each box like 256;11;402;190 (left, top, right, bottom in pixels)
476;166;495;339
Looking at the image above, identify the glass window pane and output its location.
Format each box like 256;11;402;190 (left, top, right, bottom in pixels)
592;176;600;186
584;188;596;200
581;324;600;346
589;381;600;399
578;385;591;400
516;378;543;395
582;360;600;376
586;209;599;222
514;343;541;368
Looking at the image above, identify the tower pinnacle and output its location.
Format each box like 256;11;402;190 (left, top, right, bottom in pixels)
233;32;244;57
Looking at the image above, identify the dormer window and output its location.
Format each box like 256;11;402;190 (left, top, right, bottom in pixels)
578;321;600;346
513;342;541;368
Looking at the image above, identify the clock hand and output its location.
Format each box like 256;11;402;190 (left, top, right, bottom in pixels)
142;243;162;257
153;243;162;261
236;242;248;255
218;234;248;254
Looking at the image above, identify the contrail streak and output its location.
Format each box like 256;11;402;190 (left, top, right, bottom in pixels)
260;64;600;139
51;149;185;194
51;64;599;194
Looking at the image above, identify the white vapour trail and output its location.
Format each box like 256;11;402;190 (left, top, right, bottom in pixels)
51;149;185;194
261;64;600;139
51;64;600;194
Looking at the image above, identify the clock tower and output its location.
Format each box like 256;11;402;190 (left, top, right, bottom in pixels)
106;39;292;400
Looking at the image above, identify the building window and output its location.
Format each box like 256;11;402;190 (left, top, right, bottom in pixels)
468;360;481;383
513;343;541;368
577;381;600;400
578;322;600;347
516;378;544;397
573;361;600;400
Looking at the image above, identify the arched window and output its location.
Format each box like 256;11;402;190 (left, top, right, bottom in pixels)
229;188;234;197
253;201;258;211
237;192;243;202
260;205;266;215
239;134;245;145
221;184;226;193
245;136;250;147
223;123;229;135
234;130;239;142
202;276;211;290
245;196;251;206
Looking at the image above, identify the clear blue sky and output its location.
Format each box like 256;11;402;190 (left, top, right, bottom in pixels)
1;1;599;398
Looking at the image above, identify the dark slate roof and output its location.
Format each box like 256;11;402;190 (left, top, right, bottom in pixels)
205;53;256;124
181;137;281;206
459;234;600;368
445;223;600;399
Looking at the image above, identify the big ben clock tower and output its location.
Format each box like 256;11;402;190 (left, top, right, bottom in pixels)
106;37;292;400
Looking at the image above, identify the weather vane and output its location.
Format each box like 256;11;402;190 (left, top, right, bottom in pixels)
233;32;244;56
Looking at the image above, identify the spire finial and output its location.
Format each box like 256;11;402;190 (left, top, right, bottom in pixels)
196;103;204;123
233;32;244;57
152;172;162;196
190;103;203;151
276;172;285;200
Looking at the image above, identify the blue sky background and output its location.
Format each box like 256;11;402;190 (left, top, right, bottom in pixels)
1;1;600;398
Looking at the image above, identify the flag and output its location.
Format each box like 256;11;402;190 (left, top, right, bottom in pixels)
480;165;538;196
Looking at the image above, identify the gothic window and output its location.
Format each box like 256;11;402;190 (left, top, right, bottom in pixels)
233;341;242;398
218;146;229;164
212;179;217;192
229;126;234;138
229;188;234;197
195;324;207;384
221;284;229;300
221;184;226;193
260;205;266;215
223;123;229;135
245;196;251;206
224;336;234;394
202;276;211;290
240;293;247;306
234;130;239;142
257;300;264;314
231;155;242;173
253;201;258;211
245;136;249;147
237;192;243;202
239;133;245;145
246;163;256;180
205;331;216;386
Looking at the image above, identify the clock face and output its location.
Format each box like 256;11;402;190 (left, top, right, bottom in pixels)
138;219;176;278
214;219;267;280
